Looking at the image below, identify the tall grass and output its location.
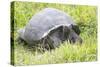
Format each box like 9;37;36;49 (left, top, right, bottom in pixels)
11;1;97;65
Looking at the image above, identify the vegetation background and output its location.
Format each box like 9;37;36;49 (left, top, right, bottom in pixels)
11;1;97;65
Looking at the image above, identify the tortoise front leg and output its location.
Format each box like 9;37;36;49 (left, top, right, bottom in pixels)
48;30;62;49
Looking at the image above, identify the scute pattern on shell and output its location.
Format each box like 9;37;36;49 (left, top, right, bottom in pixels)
24;8;75;40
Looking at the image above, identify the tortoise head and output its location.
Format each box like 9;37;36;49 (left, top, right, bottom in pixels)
64;25;82;44
68;29;82;44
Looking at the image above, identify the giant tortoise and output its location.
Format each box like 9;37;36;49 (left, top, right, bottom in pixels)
18;8;82;49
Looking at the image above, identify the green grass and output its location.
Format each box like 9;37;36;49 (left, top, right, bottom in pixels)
13;35;97;65
11;1;97;65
